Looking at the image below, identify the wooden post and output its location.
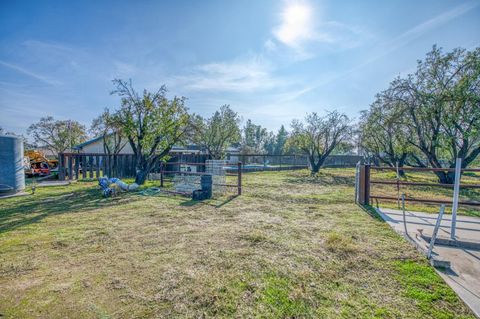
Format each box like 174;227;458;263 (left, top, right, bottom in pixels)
82;155;87;179
237;162;242;195
106;155;111;177
358;164;371;205
95;155;100;179
118;155;124;178
396;161;400;208
129;155;134;177
160;162;164;187
58;153;65;180
74;155;79;179
102;155;107;177
88;156;93;178
358;165;365;205
451;158;462;240
401;193;407;234
354;161;360;203
68;155;73;180
365;164;371;205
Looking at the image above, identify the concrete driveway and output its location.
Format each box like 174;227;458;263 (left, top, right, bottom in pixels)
377;208;480;318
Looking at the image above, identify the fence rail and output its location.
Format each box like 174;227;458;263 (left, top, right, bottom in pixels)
356;164;480;207
58;153;242;196
232;154;362;170
370;166;480;172
58;153;138;180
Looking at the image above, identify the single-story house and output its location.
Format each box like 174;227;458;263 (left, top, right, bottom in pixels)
73;135;203;156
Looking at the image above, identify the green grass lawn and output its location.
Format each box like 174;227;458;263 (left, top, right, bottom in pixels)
0;169;476;318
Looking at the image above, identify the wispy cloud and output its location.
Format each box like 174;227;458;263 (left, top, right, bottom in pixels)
294;1;480;96
376;1;479;61
173;56;287;92
23;39;74;53
0;60;60;86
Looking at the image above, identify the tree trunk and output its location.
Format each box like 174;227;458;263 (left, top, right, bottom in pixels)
134;155;152;185
310;162;321;175
135;170;148;185
308;155;327;176
397;154;408;178
434;171;455;185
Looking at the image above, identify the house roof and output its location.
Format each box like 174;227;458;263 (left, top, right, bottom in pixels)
73;135;105;150
73;135;204;153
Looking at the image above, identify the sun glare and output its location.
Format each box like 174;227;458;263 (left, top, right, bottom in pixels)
275;1;314;47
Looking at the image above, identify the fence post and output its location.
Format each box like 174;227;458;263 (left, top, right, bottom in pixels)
237;162;242;195
354;161;360;203
160;162;164;187
365;164;370;205
401;193;407;234
95;155;100;179
396;161;400;208
428;204;446;259
82;155;87;179
451;158;462;240
358;164;370;205
74;155;79;179
89;155;93;179
358;165;365;204
58;153;65;180
68;155;73;180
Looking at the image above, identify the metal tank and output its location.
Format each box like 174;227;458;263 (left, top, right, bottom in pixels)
0;135;25;195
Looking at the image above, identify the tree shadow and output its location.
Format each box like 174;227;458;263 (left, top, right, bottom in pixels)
179;194;239;208
285;170;355;186
0;187;143;234
358;204;385;222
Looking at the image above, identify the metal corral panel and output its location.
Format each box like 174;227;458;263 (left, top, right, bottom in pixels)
0;136;25;194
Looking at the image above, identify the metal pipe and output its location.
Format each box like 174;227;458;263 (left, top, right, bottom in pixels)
427;204;446;259
451;158;462;240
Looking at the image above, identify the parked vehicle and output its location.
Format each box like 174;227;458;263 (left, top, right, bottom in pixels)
24;150;58;177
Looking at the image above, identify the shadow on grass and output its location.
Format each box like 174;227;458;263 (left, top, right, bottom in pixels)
180;194;240;208
0;187;142;234
358;204;385;222
284;170;355;186
214;195;239;208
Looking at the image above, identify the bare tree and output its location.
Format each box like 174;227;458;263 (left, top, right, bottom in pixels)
287;111;352;175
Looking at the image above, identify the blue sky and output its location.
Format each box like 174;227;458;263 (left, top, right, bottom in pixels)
1;0;479;135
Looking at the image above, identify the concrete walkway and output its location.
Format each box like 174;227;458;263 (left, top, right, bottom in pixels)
377;208;480;318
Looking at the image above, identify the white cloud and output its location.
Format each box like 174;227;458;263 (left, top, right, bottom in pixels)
286;1;480;99
173;56;286;92
113;61;138;77
0;60;60;86
264;39;277;51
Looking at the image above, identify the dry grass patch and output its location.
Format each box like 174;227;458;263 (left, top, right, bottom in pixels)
324;232;359;256
0;169;476;318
